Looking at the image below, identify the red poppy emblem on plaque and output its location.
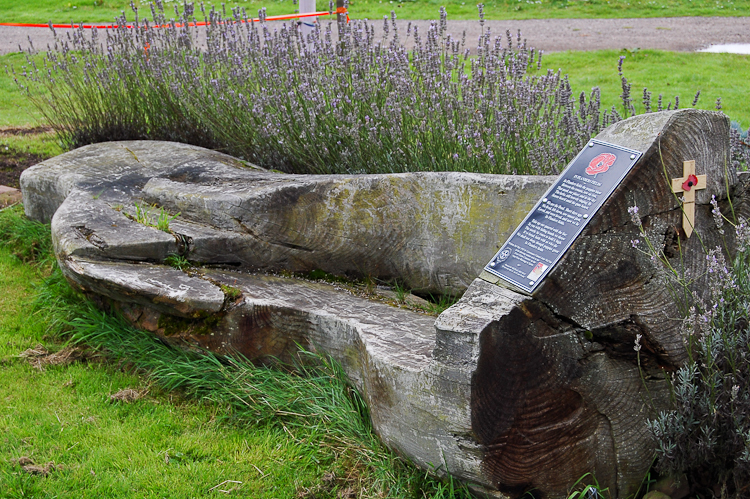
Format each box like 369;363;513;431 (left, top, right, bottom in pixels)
586;153;617;176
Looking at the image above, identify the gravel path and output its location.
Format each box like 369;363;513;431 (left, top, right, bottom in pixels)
2;16;750;54
373;17;750;53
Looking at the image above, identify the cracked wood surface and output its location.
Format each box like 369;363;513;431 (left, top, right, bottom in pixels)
20;109;740;498
23;140;554;296
467;109;735;497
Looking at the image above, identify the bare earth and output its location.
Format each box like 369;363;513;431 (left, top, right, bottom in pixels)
2;16;750;54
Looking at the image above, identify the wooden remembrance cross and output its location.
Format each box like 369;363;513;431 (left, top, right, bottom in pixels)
671;159;707;238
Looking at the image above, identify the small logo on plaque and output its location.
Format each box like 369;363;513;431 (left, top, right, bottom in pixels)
527;262;548;281
586;153;617;177
497;249;511;262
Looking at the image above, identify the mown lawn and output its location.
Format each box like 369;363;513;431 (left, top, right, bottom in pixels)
0;244;331;498
537;49;750;129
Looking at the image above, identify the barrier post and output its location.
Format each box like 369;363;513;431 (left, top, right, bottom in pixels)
337;0;346;24
298;0;316;41
336;0;345;53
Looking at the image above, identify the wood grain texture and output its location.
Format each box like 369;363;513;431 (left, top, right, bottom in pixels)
106;268;495;493
469;296;671;497
141;172;554;294
21;139;556;296
463;109;733;497
20;110;742;498
536;109;732;365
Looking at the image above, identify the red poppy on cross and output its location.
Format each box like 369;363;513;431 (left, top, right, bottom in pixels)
670;160;706;238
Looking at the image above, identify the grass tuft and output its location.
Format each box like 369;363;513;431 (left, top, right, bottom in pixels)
123;202;179;232
34;269;472;497
0;203;55;268
164;253;192;271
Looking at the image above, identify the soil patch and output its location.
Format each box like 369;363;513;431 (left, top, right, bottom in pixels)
10;456;61;476
0;127;54;189
0;147;46;189
0;126;53;136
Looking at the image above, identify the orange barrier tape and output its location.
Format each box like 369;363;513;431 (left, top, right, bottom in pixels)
0;9;348;29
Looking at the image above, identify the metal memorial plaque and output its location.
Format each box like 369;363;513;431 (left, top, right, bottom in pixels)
483;140;642;294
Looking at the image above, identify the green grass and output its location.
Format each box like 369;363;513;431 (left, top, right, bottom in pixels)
1;52;67;159
0;358;327;497
1;53;48;128
0;0;748;24
536;49;750;129
0;211;318;498
0;204;54;266
0;130;65;158
0;205;469;498
0;242;322;498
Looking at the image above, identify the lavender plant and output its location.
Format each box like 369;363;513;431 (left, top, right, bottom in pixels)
731;123;750;172
16;1;615;175
634;206;750;496
12;2;750;173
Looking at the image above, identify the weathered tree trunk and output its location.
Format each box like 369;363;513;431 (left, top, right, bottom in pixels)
463;108;734;497
20;109;738;498
21;139;553;297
